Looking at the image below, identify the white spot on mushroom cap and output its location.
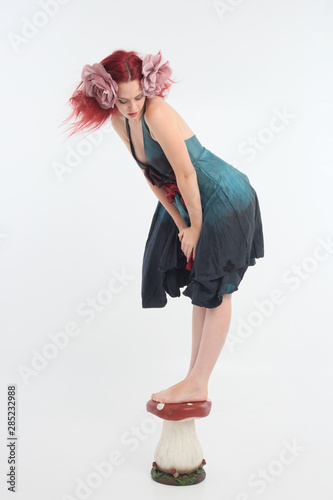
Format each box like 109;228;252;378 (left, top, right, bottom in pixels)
157;403;165;410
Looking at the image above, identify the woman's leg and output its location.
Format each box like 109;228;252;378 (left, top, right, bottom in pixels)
151;294;232;403
185;305;207;377
157;305;206;392
186;294;232;387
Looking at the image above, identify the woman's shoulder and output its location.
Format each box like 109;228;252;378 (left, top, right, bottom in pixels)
145;95;173;118
110;110;132;157
110;109;128;142
145;96;195;141
109;96;165;133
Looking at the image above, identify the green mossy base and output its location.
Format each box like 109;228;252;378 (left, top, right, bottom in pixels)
150;466;206;486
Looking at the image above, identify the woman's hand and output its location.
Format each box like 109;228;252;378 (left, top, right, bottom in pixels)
178;225;201;260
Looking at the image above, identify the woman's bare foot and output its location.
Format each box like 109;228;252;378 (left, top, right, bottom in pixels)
151;377;208;404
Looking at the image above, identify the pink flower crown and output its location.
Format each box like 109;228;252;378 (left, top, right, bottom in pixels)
80;50;172;109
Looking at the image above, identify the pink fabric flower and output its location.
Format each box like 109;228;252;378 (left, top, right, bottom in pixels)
81;63;118;109
141;50;172;98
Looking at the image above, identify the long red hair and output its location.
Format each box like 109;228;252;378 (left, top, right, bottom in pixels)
60;49;177;139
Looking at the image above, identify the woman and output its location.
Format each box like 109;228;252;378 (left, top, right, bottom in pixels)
62;49;264;405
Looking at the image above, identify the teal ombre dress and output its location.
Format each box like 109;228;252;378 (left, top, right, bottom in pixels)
125;102;264;309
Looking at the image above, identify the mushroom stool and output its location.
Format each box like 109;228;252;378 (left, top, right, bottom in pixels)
146;398;212;486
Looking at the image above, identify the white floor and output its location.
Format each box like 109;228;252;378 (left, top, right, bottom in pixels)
1;365;331;500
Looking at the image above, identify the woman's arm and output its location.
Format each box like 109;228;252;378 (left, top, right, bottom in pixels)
145;102;203;231
141;171;188;232
111;113;188;233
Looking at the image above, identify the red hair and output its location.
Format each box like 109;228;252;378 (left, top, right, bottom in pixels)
60;49;177;139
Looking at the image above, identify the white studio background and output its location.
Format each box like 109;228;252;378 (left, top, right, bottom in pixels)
0;0;332;499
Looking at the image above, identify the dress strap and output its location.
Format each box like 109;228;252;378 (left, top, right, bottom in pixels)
125;117;137;160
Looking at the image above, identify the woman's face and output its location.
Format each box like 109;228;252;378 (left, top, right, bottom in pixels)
114;79;146;119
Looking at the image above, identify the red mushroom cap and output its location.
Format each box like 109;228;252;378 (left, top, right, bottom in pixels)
146;398;212;421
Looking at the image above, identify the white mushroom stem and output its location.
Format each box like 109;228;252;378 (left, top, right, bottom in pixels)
154;418;203;474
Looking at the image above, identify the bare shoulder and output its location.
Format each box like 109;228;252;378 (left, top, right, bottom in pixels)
145;96;195;141
111;111;128;143
110;111;133;157
145;95;174;120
